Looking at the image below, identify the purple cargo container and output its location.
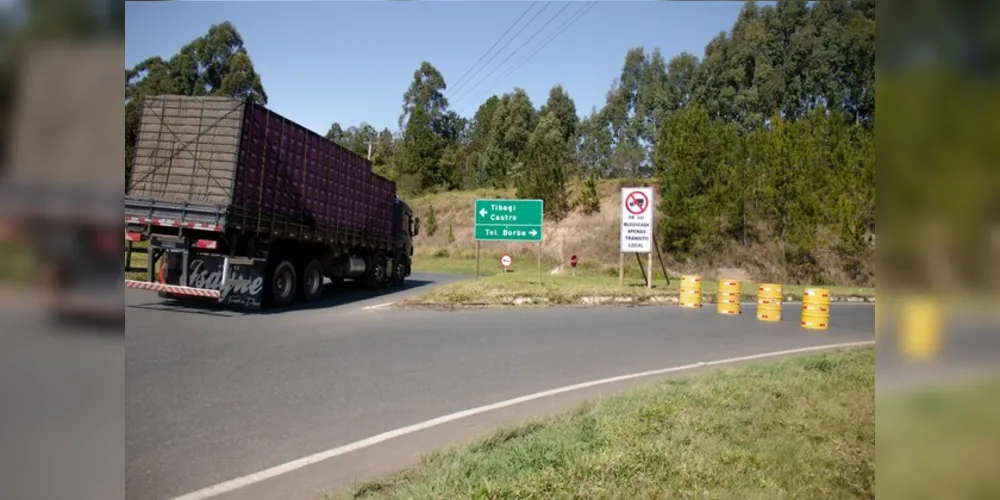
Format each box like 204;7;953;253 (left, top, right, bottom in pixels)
128;95;396;239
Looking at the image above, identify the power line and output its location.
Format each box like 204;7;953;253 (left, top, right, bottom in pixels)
447;3;549;100
472;3;597;112
446;3;536;97
450;2;572;109
450;2;574;110
459;2;597;115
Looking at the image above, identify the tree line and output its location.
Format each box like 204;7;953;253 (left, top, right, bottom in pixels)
124;0;875;283
376;0;875;282
124;21;268;188
0;0;124;172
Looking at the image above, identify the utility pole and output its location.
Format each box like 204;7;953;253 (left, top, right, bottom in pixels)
364;129;378;161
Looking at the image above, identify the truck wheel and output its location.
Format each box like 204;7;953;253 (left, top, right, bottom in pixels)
366;254;388;289
392;254;407;287
269;260;297;308
299;259;324;303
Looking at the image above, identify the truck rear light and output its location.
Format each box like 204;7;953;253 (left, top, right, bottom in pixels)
125;232;142;242
194;239;218;250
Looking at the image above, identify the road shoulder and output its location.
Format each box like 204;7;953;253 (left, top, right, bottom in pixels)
193;343;873;500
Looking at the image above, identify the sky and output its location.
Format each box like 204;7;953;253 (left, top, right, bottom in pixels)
126;1;753;137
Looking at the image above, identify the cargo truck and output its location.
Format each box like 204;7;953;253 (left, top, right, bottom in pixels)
125;95;419;310
0;46;123;322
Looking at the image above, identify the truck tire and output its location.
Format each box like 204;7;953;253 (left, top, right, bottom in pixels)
268;260;297;308
365;254;388;290
392;254;407;287
299;259;324;303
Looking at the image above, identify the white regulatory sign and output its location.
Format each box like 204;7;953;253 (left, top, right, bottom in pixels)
620;187;654;253
500;254;513;268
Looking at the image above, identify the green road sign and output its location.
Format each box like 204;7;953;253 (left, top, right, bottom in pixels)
474;198;543;242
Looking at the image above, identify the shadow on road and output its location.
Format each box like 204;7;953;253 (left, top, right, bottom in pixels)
255;278;435;315
126;278;437;316
127;301;237;317
51;314;125;336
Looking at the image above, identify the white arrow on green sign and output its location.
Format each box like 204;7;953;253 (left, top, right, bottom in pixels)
474;198;543;242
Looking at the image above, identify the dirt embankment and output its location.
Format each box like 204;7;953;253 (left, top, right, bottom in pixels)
408;180;873;287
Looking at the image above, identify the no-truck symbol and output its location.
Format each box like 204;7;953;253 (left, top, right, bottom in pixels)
625;190;650;215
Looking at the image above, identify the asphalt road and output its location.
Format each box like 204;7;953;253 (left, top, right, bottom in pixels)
127;273;877;500
875;307;1000;393
0;298;123;500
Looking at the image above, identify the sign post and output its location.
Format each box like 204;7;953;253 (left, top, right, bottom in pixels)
475;241;480;280
620;187;655;289
500;253;512;273
474;198;544;284
619;252;624;287
537;243;541;289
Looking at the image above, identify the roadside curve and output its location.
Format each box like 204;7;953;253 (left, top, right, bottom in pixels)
125;271;462;318
127;290;875;500
171;341;874;500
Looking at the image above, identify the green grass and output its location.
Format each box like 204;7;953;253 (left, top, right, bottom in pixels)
411;252;484;276
0;240;40;285
407;272;673;305
411;245;564;277
337;347;875;500
125;240;149;281
877;376;1000;499
405;259;875;306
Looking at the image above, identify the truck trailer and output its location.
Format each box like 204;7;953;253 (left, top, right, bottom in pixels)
125;95;419;310
0;45;123;323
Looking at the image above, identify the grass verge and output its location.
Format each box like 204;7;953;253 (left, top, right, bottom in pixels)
877;376;1000;499
402;267;875;307
337;347;875;499
124;241;149;281
0;240;40;285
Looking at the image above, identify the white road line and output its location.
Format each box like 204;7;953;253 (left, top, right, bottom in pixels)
362;302;394;310
168;340;875;500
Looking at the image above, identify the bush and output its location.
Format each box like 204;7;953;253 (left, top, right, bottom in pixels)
426;206;438;236
578;172;601;214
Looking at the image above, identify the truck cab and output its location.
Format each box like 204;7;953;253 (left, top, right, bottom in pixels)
392;197;419;284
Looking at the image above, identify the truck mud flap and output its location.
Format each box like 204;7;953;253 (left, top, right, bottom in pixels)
159;253;266;310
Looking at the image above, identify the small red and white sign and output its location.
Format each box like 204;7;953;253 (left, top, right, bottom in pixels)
500;254;513;269
620;187;654;253
570;255;578;268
